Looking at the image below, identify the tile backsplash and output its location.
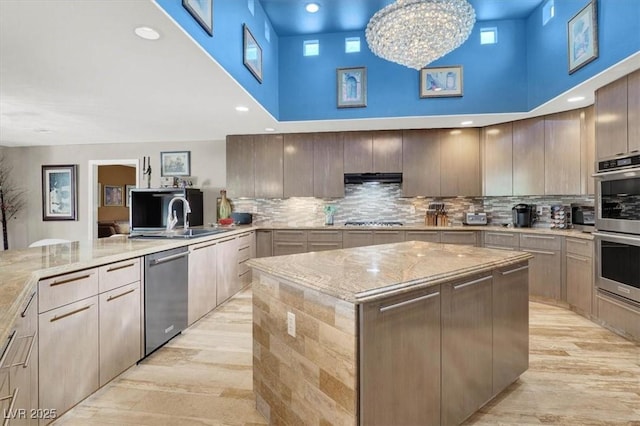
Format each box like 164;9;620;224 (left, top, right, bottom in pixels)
229;183;593;228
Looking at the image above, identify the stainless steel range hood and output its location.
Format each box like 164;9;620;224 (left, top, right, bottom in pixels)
344;173;403;184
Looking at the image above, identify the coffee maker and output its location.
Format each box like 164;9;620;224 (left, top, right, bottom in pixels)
512;204;536;228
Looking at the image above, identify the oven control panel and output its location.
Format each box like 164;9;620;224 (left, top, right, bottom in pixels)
598;153;640;172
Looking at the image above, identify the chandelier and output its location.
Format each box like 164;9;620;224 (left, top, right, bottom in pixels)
366;0;476;70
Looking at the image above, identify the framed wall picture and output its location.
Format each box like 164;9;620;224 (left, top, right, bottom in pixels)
420;66;463;98
41;165;77;221
160;151;191;177
125;184;135;207
104;185;124;207
568;0;598;74
182;0;213;36
243;24;263;83
337;67;367;108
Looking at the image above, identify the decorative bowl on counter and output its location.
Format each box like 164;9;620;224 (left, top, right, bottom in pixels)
218;218;234;225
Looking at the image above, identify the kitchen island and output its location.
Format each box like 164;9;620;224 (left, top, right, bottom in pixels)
247;241;532;425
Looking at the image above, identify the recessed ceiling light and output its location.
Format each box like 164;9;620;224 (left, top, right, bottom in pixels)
265;127;276;132
235;106;249;112
306;3;320;13
461;120;473;126
134;26;160;40
567;96;585;102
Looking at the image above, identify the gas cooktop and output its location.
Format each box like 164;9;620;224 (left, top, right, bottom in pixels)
344;221;404;227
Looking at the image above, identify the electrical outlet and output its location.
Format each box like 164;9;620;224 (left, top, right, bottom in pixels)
287;311;296;337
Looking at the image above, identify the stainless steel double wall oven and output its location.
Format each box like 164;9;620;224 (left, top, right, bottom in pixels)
594;153;640;304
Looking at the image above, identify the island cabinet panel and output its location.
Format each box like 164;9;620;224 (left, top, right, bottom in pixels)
188;240;217;325
226;135;255;198
402;129;441;196
513;117;545;195
283;133;314;197
254;134;284;198
596;76;628;160
440;128;481;196
98;258;140;293
38;269;99;314
566;238;594;316
441;274;493;426
629;69;640;153
256;229;273;258
482;123;513;196
343;230;373;248
313;132;344;198
360;287;441;426
372;130;403;173
545;110;582;195
492;263;529;396
405;230;441;243
216;236;239;305
520;234;562;301
307;230;342;252
343;131;373;173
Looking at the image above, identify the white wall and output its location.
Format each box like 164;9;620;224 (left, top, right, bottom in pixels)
3;139;226;249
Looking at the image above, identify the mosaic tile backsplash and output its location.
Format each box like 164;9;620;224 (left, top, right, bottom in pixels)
229;183;593;228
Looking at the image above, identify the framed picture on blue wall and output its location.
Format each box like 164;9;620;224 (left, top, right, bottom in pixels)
243;24;263;83
567;0;598;74
183;0;213;36
337;67;367;108
420;66;463;98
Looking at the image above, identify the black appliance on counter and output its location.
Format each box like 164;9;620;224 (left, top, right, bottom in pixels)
512;204;536;228
130;188;203;232
571;204;595;232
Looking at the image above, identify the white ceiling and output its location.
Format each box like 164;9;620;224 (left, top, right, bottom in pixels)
0;0;639;148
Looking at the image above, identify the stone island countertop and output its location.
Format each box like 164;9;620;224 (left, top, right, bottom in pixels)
247;240;532;303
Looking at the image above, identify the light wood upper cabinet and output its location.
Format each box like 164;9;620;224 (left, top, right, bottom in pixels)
545;110;582;195
440;128;480;196
596;76;628;159
373;130;402;173
482;123;513;196
254;134;284;198
344;131;373;173
402;129;440;196
513;117;545;196
313;132;344;198
226;135;255;198
628;69;640;153
283;133;314;197
582;106;596;195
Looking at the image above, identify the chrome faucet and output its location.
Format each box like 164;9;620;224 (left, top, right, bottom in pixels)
166;196;191;232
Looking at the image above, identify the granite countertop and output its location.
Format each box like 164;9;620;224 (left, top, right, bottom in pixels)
247;240;532;304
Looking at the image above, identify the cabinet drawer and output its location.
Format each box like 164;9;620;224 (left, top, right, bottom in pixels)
484;232;519;248
273;230;307;243
565;237;593;257
308;242;343;252
237;245;251;262
307;230;342;243
237;231;254;248
520;233;561;250
373;230;405;245
441;231;477;245
238;257;251;276
406;231;440;243
99;258;141;293
39;269;99;313
273;241;307;256
597;291;640;341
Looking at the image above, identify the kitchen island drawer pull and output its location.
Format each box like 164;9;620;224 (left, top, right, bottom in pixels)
151;252;189;265
522;248;555;256
566;254;589;262
500;265;529;276
379;292;439;313
107;262;136;272
107;288;135;302
51;273;94;287
20;291;36;317
1;387;18;426
50;304;92;322
454;275;492;290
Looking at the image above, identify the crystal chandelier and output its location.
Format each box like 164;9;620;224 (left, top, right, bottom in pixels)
366;0;476;70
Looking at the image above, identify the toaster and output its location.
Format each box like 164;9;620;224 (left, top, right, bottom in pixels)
464;212;487;226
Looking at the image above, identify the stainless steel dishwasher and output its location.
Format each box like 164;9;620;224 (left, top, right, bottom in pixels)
144;246;189;356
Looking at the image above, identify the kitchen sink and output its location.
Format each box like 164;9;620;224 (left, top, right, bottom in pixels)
129;228;230;239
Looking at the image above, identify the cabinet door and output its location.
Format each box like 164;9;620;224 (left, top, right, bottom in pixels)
513;118;545;195
283;134;314;197
441;231;477;246
405;230;440;242
596;76;628;159
521;249;561;300
440;128;481;196
313;132;344;198
566;253;593;315
216;237;239;305
39;296;99;418
492;263;529;396
307;230;342;252
99;282;141;386
256;230;273;258
545;110;582;195
373;230;405;245
226;135;255;198
596;291;640;341
482;123;513;196
360;287;441;426
343;131;372;173
188;241;217;325
343;230;373;248
254;134;284;198
582;106;596;195
402;129;440;196
272;241;307;256
373;130;402;173
628;69;640;153
442;275;493;425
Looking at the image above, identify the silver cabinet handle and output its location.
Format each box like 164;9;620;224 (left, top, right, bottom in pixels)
522;234;556;240
107;262;136;272
51;272;94;286
1;387;18;426
309;243;340;246
593;231;640;244
522;248;555;255
107;288;136;302
50;304;92;322
20;291;36;318
380;291;440;313
567;239;588;245
487;232;515;237
151;251;189;265
0;330;16;368
454;275;492;290
566;254;589;262
192;242;216;251
443;231;475;236
276;242;305;246
501;265;529;276
22;332;37;369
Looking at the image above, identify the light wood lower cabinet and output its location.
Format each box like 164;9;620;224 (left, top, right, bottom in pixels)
566;238;594;316
272;230;307;256
343;231;373;248
596;291;640;341
38;296;99;422
483;231;519;250
405;230;441;243
256;230;273;258
373;230;405;245
307;230;342;252
188;240;218;325
520;234;562;300
441;231;478;246
216;236;239;306
99;282;141;386
237;231;255;287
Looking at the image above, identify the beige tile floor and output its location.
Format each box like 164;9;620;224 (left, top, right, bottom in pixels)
55;287;640;425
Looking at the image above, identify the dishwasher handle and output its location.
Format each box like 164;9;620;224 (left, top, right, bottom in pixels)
149;251;189;266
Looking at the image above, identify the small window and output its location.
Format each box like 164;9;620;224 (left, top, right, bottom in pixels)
480;27;497;45
542;0;555;25
345;37;361;53
303;40;319;56
248;0;255;16
264;21;270;43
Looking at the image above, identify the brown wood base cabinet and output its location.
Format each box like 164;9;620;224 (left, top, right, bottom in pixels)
565;238;594;316
519;233;562;300
188;240;218;325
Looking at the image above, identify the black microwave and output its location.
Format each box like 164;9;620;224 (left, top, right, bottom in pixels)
130;188;203;231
